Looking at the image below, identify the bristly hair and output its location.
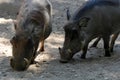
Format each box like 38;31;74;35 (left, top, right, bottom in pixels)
23;10;45;28
20;8;46;35
72;0;119;20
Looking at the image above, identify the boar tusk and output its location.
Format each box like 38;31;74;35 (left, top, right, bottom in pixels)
67;49;72;53
24;58;29;66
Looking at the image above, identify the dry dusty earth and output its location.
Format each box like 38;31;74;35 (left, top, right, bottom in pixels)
0;0;120;80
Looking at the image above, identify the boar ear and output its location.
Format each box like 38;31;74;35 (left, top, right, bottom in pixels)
66;8;71;20
79;17;90;27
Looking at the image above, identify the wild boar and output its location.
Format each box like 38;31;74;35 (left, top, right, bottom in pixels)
59;0;120;63
10;0;52;71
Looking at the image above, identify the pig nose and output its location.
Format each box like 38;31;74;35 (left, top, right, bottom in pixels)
10;58;29;71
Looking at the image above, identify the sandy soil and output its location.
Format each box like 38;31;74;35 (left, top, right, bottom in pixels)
0;0;120;80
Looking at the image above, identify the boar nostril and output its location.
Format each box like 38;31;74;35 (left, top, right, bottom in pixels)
10;58;29;71
58;47;61;50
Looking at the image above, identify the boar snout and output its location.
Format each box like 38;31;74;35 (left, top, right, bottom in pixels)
58;47;73;63
10;57;29;71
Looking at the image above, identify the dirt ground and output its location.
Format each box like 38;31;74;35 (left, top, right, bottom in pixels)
0;0;120;80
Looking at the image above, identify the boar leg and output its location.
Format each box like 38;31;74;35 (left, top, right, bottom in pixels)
31;41;40;64
110;32;119;52
39;40;45;52
103;36;111;57
81;37;93;59
90;37;101;47
31;40;45;64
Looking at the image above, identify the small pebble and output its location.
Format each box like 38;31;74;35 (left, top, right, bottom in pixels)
74;74;78;77
35;63;40;67
24;72;33;78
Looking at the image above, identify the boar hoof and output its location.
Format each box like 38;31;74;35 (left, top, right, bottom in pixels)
105;54;111;57
30;60;38;64
80;55;86;59
110;49;113;52
59;59;69;63
90;44;97;48
30;58;37;64
105;50;111;57
39;48;44;52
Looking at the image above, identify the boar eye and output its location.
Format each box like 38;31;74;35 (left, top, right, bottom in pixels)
71;29;78;39
10;36;18;48
10;36;16;44
23;37;34;51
